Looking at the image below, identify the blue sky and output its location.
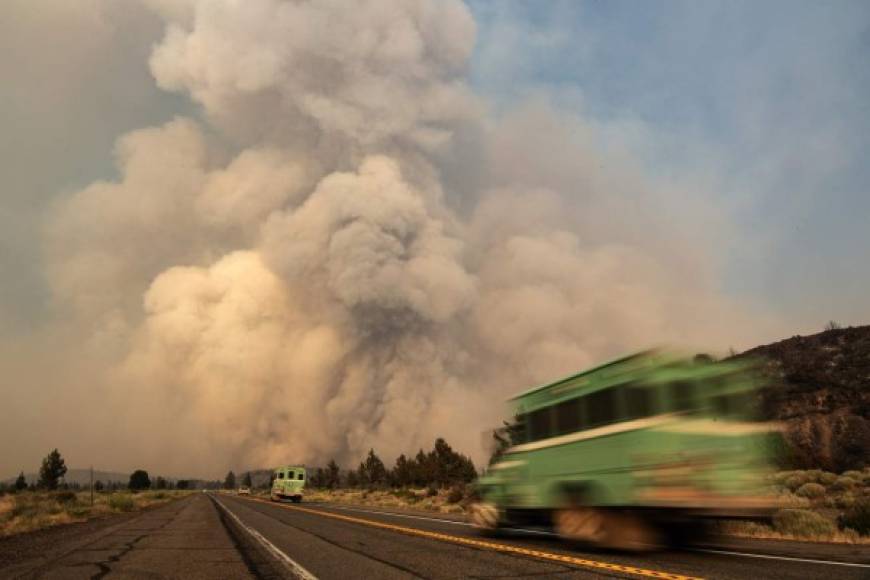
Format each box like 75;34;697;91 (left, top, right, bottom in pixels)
467;0;870;329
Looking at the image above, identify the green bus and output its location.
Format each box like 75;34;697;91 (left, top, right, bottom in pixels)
271;465;306;503
472;350;780;549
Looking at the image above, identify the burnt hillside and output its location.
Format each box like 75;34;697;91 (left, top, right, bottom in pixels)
737;325;870;472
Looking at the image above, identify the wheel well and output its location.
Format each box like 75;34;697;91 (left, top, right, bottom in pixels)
554;481;607;508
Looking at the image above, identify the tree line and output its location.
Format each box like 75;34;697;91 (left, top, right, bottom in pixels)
0;448;189;493
306;438;477;489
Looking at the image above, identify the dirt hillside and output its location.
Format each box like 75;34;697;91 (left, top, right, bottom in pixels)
737;325;870;471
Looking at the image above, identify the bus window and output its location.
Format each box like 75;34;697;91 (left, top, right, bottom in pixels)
586;388;618;428
278;472;284;480
528;408;552;441
623;384;654;420
298;473;304;480
287;471;294;479
554;398;583;435
669;381;694;412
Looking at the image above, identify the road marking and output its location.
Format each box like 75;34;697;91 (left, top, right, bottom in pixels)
325;504;555;536
694;548;870;569
212;497;319;580
251;498;700;580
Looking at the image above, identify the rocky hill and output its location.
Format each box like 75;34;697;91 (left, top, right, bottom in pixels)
737;325;870;472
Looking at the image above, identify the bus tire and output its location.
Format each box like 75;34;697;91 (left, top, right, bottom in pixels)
554;507;607;545
604;512;663;551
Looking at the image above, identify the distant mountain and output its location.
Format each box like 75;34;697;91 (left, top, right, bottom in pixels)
735;324;870;472
3;468;130;486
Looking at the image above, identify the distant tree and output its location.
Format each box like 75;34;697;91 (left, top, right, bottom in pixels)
38;449;67;490
345;468;359;488
325;460;340;489
224;471;236;490
15;471;27;491
413;449;432;486
430;438;476;486
693;353;716;364
825;320;842;331
310;467;326;488
391;454;413;487
94;480;104;492
242;472;253;488
154;476;168;490
176;480;189;490
129;470;151;490
358;449;387;488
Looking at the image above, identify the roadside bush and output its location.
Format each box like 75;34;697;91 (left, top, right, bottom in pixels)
831;476;858;492
784;473;810;492
842;470;864;481
773;509;835;538
446;485;465;504
838;500;870;535
426;484;438;497
795;483;825;499
108;494;134;512
817;471;837;486
54;491;77;504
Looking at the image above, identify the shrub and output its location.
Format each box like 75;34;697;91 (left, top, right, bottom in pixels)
773;509;835;538
54;491;77;504
817;472;837;486
831;476;858;492
795;483;825;499
784;473;810;492
426;484;438;497
446;485;465;504
838;500;870;535
842;470;863;480
108;494;134;512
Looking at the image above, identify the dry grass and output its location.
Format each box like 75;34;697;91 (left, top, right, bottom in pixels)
257;487;471;514
0;490;191;538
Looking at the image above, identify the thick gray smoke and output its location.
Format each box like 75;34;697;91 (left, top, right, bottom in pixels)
40;0;773;475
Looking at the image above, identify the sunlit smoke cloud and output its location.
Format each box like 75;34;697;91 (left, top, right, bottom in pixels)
40;0;772;475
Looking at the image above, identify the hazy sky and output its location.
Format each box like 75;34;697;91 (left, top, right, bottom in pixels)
1;0;867;479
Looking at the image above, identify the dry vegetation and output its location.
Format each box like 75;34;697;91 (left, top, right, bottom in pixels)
255;484;476;515
0;490;190;538
718;467;870;543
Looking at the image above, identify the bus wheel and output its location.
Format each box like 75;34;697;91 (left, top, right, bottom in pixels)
469;502;501;534
554;507;607;545
604;513;663;552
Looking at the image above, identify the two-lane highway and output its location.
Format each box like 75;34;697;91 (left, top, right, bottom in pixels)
214;495;870;580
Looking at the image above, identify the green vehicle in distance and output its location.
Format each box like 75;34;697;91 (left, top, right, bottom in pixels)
472;350;781;550
271;465;306;503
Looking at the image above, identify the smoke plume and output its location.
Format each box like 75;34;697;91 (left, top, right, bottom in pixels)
38;0;770;475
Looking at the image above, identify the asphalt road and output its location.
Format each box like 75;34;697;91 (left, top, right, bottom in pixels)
2;494;867;579
214;495;870;580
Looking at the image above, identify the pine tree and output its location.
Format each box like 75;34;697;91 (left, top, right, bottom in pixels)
14;471;27;491
38;449;67;490
242;472;253;487
326;460;340;489
224;471;236;490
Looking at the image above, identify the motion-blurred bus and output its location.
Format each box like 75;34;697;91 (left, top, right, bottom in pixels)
472;350;781;549
271;465;306;503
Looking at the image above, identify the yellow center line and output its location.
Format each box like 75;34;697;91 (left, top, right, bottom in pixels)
244;497;702;580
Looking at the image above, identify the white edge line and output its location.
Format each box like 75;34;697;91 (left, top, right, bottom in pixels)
694;548;870;568
213;496;319;580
